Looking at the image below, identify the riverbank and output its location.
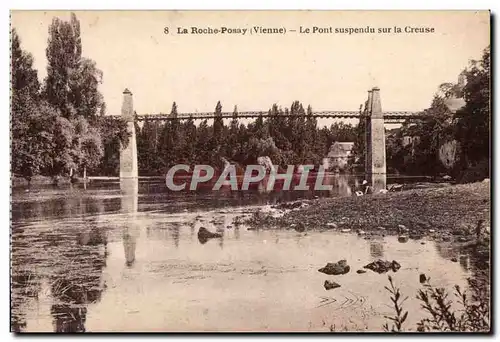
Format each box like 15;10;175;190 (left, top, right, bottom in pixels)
247;181;491;240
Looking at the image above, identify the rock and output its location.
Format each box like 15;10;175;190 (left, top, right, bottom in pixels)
357;230;366;236
226;225;233;229
442;175;452;180
364;259;401;274
356;269;367;274
391;260;401;272
318;260;350;275
294;222;306;233
451;257;458;262
398;235;409;243
197;227;223;244
324;280;341;290
379;189;388;194
429;229;436;233
419;273;427;284
421;241;426;245
326;222;338;229
341;229;351;233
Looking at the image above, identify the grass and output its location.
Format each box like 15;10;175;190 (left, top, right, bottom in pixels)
383;273;490;332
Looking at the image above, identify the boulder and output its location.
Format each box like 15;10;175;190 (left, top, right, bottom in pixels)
341;228;351;233
324;280;341;290
451;257;458;262
364;259;401;274
398;235;409;243
318;260;350;275
198;227;222;244
419;273;427;284
326;222;338;229
356;269;367;274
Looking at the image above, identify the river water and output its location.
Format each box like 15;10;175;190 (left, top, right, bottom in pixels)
11;175;477;332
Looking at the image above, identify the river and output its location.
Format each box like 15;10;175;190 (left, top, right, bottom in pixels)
11;175;476;332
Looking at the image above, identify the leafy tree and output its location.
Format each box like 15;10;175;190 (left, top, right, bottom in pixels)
455;46;490;169
11;28;42;180
96;117;129;176
43;13;83;119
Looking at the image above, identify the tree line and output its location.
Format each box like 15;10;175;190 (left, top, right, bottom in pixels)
135;102;358;175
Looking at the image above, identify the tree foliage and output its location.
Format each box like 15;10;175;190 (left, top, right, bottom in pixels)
385;46;490;180
135;101;358;175
11;13;117;182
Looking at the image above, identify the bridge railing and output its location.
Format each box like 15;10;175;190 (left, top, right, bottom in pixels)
128;110;424;122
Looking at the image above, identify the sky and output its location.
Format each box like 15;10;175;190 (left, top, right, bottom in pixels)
11;10;490;118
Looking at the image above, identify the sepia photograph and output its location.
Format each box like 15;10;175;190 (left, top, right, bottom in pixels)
9;10;491;333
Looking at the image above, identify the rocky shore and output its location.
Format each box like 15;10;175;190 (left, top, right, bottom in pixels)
247;181;490;238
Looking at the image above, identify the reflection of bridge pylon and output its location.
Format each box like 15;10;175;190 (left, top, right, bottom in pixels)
121;180;139;267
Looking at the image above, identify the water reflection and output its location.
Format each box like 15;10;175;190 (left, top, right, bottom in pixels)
11;271;41;332
121;182;139;267
50;223;107;332
10;176;488;332
369;240;385;259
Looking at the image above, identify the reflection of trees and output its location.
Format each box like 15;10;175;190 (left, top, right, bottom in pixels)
12;195;113;222
50;226;107;332
10;270;41;332
369;240;384;259
434;239;490;318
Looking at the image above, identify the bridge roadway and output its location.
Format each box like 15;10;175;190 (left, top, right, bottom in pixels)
130;110;424;124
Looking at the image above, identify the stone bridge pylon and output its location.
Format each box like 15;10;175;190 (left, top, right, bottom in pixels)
364;87;387;192
119;88;139;193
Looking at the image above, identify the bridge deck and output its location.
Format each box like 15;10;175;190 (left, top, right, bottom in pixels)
130;110;423;122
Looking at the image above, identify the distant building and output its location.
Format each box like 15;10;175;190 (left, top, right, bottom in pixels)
322;142;355;172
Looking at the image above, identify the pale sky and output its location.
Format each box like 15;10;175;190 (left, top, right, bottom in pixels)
11;10;490;116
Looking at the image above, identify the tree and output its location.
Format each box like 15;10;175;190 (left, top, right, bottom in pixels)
96;117;129;176
43;13;83;119
212;100;224;146
40;13;107;178
455;46;490;168
11;28;43;180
